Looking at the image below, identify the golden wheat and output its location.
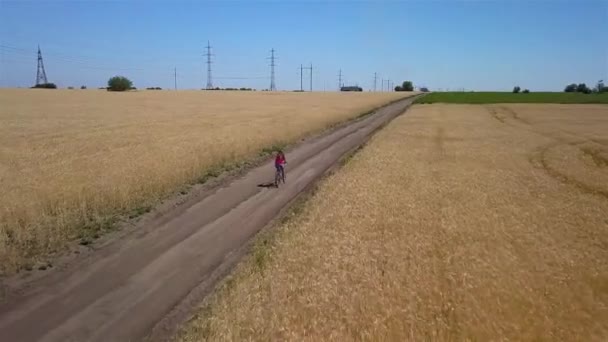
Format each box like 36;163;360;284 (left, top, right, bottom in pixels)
0;89;409;274
181;103;608;341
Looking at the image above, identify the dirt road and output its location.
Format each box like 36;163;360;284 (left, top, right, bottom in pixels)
0;96;418;342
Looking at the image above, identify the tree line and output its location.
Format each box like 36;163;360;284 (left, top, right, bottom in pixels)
564;80;606;94
512;86;530;93
394;81;428;92
511;80;606;94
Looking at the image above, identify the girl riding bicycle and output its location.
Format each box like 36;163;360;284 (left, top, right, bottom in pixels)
275;150;287;187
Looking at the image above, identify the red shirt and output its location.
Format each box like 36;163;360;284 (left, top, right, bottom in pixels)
275;154;286;166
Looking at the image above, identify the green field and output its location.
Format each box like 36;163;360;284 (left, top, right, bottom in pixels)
415;92;608;104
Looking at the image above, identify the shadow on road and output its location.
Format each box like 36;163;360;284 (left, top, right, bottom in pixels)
257;182;276;188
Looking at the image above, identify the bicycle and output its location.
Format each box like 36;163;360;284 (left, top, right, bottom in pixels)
274;164;286;187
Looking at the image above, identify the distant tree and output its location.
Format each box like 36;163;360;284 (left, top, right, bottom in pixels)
340;86;363;92
81;85;87;89
577;83;591;94
419;87;430;92
68;86;74;90
107;76;133;91
32;83;57;89
523;89;530;93
401;81;414;91
512;86;521;93
564;83;577;92
394;81;413;92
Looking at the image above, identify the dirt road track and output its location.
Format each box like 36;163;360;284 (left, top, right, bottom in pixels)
0;96;418;342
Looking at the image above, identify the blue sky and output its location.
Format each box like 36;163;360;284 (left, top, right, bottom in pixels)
1;0;606;91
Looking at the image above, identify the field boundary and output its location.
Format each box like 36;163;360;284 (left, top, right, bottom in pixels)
414;91;608;104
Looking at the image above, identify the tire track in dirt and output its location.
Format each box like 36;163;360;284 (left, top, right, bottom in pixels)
497;105;530;124
484;105;607;198
590;138;608;146
578;145;608;168
434;127;446;158
485;106;506;124
0;96;420;342
485;105;530;126
529;142;608;200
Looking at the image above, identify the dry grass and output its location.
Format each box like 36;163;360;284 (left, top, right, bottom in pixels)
0;89;408;274
181;103;608;341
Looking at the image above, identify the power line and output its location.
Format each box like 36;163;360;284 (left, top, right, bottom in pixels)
205;41;213;89
1;43;207;68
4;45;218;79
2;44;105;64
302;63;312;91
214;76;269;80
2;44;144;65
1;45;144;71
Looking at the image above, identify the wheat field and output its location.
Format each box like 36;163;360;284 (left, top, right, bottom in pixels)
0;89;408;274
182;104;608;341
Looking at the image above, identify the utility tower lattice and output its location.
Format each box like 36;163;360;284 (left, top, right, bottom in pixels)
338;69;343;90
309;63;312;92
373;72;377;92
36;46;48;86
268;48;277;91
205;41;213;89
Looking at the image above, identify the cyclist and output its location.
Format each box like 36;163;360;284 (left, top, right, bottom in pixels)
274;150;287;186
